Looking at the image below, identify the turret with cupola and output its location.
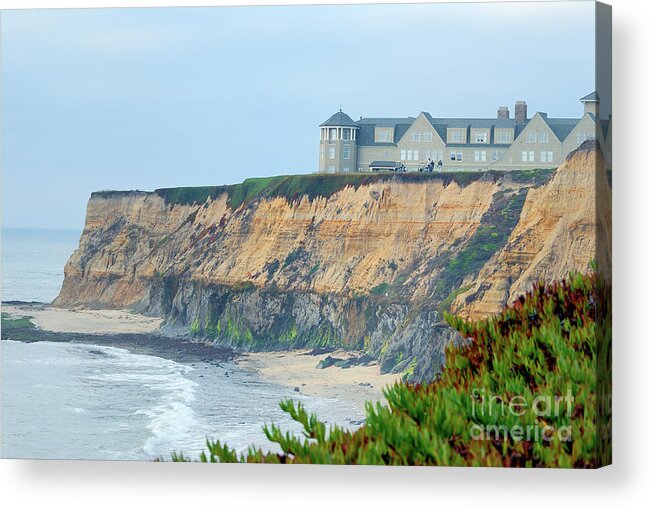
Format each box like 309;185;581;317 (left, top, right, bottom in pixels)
318;110;359;173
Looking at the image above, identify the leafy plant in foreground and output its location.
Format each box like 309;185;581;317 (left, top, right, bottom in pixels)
172;270;610;467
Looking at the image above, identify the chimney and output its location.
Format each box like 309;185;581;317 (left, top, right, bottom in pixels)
497;106;510;119
580;92;600;116
514;101;527;124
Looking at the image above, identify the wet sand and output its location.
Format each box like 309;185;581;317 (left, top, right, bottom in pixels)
2;303;163;334
236;350;402;411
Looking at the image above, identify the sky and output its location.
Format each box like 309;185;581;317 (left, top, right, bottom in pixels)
1;1;596;229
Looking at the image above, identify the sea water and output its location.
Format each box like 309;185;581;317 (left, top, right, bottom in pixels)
1;228;81;303
1;228;364;460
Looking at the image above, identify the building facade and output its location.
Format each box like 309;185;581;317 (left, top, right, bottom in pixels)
318;92;611;173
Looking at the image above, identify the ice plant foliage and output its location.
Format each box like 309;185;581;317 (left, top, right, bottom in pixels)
172;270;610;467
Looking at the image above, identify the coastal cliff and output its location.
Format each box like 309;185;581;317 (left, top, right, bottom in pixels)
54;143;609;380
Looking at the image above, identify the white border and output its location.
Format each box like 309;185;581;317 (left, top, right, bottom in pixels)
1;1;649;507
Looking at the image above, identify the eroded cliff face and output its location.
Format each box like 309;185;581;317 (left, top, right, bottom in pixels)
54;144;609;380
451;142;611;318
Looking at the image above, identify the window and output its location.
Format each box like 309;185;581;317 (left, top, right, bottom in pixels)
450;151;463;162
411;131;421;142
449;130;463;143
329;128;337;141
400;150;407;161
342;166;350;172
407;150;413;160
377;129;391;142
528;151;535;162
526;132;537;143
540;151;554;163
343;146;351;160
474;131;487;143
492;150;503;161
577;131;595;143
539;131;549;143
422;131;433;142
474;150;486;162
413;150;419;161
496;131;511;143
425;150;440;161
328;147;336;159
342;129;349;141
522;151;534;162
327;165;336;173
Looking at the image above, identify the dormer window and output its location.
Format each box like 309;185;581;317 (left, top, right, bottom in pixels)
496;130;511;143
449;130;463;143
474;131;487;143
376;128;392;142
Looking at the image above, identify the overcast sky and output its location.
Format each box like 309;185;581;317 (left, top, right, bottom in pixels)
1;1;596;229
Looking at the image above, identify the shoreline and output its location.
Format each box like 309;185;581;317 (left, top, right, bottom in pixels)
2;302;401;413
1;302;235;366
236;350;402;411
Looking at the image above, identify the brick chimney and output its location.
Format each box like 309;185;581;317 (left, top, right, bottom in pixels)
514;101;527;124
497;106;510;119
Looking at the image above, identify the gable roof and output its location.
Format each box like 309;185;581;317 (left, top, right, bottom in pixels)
423;113;528;143
539;117;581;142
355;117;415;146
580;91;600;102
320;111;358;127
342;108;589;146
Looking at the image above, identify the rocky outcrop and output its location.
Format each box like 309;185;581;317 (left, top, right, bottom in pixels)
54;144;609;381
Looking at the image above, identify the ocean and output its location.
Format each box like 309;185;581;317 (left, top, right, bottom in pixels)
1;228;364;460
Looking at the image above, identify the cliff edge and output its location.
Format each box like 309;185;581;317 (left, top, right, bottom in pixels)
54;143;609;380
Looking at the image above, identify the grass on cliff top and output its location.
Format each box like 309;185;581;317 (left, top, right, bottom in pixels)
171;268;611;467
151;168;555;209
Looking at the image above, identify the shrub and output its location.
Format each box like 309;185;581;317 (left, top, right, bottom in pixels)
370;282;389;297
172;269;610;467
436;189;527;297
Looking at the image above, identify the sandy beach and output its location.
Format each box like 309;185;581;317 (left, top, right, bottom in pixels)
236;350;402;412
3;303;401;412
2;304;163;335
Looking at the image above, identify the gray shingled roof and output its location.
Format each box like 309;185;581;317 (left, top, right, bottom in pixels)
320;111;358;127
356;117;415;146
351;109;594;146
422;113;527;144
542;117;581;142
580;91;599;102
601;119;610;138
